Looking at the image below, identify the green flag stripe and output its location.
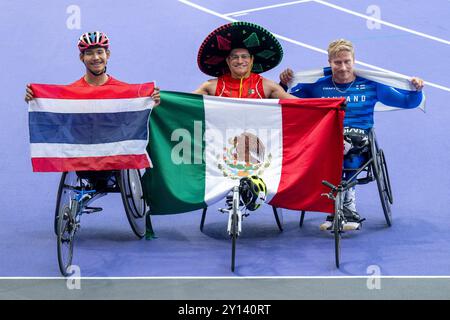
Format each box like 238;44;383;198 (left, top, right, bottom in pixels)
143;91;206;214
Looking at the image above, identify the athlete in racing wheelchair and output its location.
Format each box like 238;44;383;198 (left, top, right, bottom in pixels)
279;38;424;230
53;169;147;275
25;31;159;276
305;127;394;231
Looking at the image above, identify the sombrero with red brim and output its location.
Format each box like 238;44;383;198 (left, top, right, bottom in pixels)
197;22;284;77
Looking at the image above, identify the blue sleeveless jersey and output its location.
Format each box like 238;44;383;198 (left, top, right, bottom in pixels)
290;71;423;130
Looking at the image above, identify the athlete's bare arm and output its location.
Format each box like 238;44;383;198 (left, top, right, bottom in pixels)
193;79;218;96
263;78;298;99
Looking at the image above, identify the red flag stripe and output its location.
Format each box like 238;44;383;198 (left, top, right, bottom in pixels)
31;155;151;172
279;97;345;109
270;98;345;214
30;82;154;99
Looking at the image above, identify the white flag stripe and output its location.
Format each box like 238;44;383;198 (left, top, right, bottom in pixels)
289;68;426;112
357;70;426;112
30;140;148;158
290;68;420;90
203;95;282;107
289;69;325;85
203;96;283;204
353;68;417;91
374;95;426;112
29;97;154;113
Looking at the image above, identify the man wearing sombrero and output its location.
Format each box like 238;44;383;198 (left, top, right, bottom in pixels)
194;22;295;99
193;22;294;230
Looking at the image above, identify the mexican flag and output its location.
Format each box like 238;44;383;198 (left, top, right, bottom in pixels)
143;91;345;214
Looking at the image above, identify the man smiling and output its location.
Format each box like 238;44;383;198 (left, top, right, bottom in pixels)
25;31;160;191
280;39;424;231
25;31;161;100
194;22;295;99
192;22;295;230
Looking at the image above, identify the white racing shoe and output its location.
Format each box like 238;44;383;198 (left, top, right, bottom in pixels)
342;208;363;231
319;215;334;231
319;210;363;231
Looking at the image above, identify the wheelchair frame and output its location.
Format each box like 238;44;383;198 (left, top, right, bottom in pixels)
198;189;283;272
321;179;358;268
200;205;284;233
196;183;284;272
216;185;280;272
54;169;147;276
300;128;394;267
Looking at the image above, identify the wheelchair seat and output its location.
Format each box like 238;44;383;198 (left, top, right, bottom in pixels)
75;170;119;192
54;169;147;238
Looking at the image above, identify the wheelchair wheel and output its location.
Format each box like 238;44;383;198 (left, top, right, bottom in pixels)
272;206;283;231
370;131;393;227
200;207;207;232
118;169;146;238
372;132;393;204
57;205;75;277
230;212;238;272
373;149;392;227
333;209;342;268
379;150;393;204
54;172;79;236
299;210;306;228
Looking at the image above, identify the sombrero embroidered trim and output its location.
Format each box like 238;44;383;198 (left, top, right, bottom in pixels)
197;21;284;77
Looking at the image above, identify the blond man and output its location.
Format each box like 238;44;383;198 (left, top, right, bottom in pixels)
280;39;424;231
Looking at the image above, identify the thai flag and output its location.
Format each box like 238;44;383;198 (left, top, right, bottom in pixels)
28;83;155;172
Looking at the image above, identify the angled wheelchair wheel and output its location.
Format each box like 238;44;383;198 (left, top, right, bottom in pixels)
118;169;146;238
57;205;75;277
230;212;238;272
370;130;393;227
272;206;284;231
373;148;392;227
379;149;393;204
372;131;393;204
200;207;208;232
334;223;341;268
333;209;342;268
54;172;80;236
299;211;306;228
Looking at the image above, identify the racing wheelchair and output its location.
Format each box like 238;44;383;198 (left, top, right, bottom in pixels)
54;169;146;276
200;201;283;233
211;176;269;272
199;184;283;272
299;128;393;267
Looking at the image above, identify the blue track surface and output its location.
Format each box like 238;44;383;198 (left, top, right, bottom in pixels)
0;0;449;276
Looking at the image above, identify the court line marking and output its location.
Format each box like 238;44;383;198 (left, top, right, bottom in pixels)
2;276;450;279
223;0;312;17
221;0;450;46
178;0;450;92
313;0;450;46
